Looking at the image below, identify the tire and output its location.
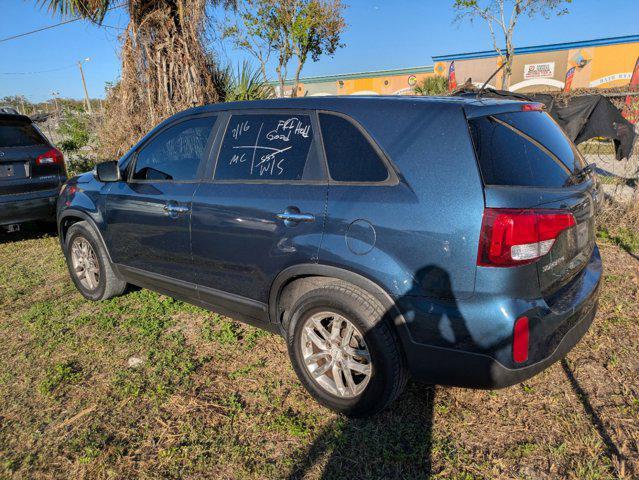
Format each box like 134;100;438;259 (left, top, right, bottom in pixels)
64;221;127;301
286;281;408;417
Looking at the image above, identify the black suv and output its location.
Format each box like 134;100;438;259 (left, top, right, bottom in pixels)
0;113;66;230
57;97;601;417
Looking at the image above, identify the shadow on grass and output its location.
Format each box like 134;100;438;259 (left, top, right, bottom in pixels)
0;221;57;245
561;359;633;477
287;382;436;480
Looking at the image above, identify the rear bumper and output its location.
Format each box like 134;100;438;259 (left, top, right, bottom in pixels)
0;188;58;225
397;246;602;389
400;294;597;388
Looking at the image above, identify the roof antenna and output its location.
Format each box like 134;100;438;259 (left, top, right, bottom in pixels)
476;52;509;99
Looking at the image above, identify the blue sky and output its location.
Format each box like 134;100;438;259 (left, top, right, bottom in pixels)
1;0;637;102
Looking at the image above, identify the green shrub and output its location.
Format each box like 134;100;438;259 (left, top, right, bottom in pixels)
413;76;449;96
58;109;91;153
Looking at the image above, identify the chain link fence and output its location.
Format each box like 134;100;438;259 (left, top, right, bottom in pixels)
576;92;639;247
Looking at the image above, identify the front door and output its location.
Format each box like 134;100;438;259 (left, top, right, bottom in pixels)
105;115;218;287
190;111;328;317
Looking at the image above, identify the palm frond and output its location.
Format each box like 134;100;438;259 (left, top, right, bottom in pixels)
36;0;112;24
220;61;274;102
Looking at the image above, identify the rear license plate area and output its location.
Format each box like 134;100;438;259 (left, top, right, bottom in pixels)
0;162;28;179
576;221;590;250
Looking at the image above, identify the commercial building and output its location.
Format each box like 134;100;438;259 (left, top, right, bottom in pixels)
285;34;639;96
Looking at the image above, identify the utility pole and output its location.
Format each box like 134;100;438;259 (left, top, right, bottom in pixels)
51;91;60;116
77;58;92;113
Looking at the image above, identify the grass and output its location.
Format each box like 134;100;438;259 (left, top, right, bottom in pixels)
597;227;639;254
0;225;638;479
578;140;616;155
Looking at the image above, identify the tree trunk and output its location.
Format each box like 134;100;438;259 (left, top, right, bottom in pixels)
501;60;511;90
97;0;222;159
501;43;514;91
291;61;304;98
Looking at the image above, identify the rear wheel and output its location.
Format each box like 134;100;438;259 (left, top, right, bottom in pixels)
286;281;407;417
64;221;126;301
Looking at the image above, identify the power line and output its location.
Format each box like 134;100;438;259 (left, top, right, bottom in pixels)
0;16;81;43
0;64;77;75
0;3;126;44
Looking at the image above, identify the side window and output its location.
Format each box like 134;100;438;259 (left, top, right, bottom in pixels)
319;113;389;183
132;116;216;181
215;114;316;181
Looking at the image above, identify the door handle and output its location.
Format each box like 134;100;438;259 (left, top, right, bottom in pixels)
276;208;315;226
163;202;190;216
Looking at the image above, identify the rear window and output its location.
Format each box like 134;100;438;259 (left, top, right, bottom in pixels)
0;119;46;147
469;111;585;188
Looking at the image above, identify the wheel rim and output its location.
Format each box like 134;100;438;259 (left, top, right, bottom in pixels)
70;236;100;291
300;311;372;398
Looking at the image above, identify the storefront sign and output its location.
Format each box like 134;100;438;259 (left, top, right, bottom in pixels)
524;62;555;79
589;72;632;87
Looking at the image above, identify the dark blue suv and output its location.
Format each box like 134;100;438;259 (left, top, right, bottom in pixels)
57;96;601;417
1;113;66;230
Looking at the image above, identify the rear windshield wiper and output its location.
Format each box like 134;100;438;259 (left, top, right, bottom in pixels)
565;163;596;185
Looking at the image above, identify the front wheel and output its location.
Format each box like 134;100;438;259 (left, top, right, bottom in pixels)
64;221;127;301
286;281;408;417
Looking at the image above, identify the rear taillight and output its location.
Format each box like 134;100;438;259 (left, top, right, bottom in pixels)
477;208;576;267
36;148;64;166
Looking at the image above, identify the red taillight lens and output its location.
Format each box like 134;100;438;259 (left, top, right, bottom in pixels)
513;316;529;363
36;148;64;166
478;208;576;267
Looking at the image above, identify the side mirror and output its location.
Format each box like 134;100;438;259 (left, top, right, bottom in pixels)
96;161;121;182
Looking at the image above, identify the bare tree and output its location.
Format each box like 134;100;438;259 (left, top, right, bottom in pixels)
454;0;571;90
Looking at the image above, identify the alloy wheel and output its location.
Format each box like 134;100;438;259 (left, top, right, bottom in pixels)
70;236;100;291
300;311;372;398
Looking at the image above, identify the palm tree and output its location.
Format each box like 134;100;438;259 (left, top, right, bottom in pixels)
36;0;234;157
413;76;449;96
214;61;275;102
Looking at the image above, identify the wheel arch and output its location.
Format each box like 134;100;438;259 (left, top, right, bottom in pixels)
269;264;406;332
58;210;114;264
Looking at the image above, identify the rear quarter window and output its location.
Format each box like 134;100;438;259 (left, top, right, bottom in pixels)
469;111;582;188
0;120;47;147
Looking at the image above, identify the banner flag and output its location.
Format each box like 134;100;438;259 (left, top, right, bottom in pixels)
623;56;639;124
564;67;576;92
448;61;457;92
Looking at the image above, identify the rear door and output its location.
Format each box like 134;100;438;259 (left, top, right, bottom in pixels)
467;107;596;295
190;110;328;314
105;114;218;287
0;116;63;197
